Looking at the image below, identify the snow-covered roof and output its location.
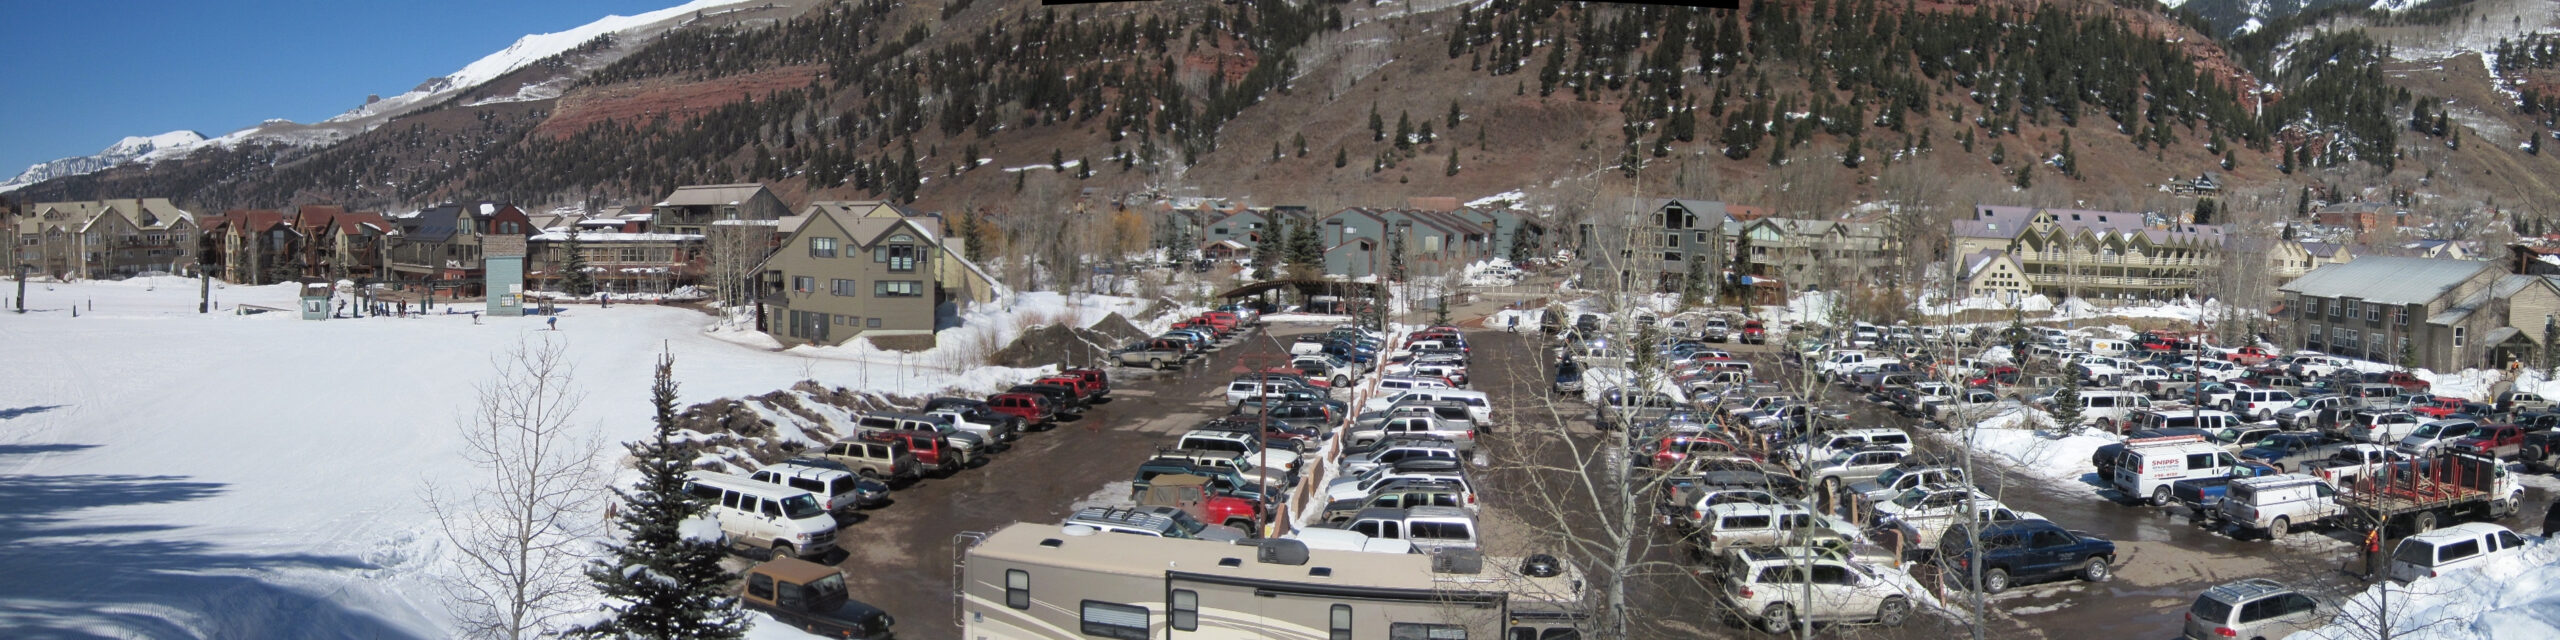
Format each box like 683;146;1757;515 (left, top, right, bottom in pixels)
528;231;702;242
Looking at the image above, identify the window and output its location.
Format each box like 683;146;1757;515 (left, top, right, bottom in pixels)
1389;623;1467;640
2367;303;2380;321
810;237;837;258
2438;539;2481;562
1170;589;1199;631
746;573;776;601
1005;570;1029;609
2454;327;2466;348
2396;307;2408;326
792;276;815;293
1078;600;1150;640
2328;299;2340;319
832;279;858;296
874;280;923;297
1330;605;1353;640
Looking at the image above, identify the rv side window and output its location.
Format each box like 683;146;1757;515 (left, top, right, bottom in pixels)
746;572;775;600
1170;589;1199;632
1005;569;1030;610
1389;623;1469;640
1330;605;1355;640
1079;600;1150;640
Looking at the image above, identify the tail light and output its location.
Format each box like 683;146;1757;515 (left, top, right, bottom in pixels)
2214;627;2238;637
1737;585;1754;598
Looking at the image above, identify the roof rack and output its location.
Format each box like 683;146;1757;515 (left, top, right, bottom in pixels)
2125;434;2208;446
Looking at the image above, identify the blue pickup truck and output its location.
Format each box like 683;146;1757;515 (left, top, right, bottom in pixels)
1939;520;2118;594
2170;461;2283;526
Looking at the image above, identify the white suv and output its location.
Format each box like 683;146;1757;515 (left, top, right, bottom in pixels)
1720;547;1919;633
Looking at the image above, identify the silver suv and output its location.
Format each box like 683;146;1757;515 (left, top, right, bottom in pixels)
2181;579;2322;640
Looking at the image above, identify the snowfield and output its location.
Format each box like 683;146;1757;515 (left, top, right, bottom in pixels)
0;279;1126;638
1932;406;2123;500
2287;537;2560;640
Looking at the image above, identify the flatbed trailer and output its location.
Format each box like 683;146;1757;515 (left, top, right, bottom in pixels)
2336;453;2522;534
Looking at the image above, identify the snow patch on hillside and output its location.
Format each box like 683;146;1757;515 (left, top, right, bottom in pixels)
0;130;205;193
327;0;759;125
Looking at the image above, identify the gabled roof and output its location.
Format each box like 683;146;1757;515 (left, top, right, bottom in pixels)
657;183;773;208
2282;257;2495;306
402;205;465;243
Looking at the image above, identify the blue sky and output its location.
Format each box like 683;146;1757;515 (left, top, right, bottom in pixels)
0;0;682;176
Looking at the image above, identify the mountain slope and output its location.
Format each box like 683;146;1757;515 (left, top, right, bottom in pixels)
0;0;796;195
14;0;2559;229
0;131;205;194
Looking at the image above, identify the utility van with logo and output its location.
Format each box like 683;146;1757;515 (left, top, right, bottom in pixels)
2112;434;2241;507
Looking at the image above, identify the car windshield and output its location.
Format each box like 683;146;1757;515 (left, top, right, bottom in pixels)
1890;488;1932;509
780;494;828;520
1872;467;1907;487
2411;424;2443;438
2292;399;2315;408
1166;510;1210;536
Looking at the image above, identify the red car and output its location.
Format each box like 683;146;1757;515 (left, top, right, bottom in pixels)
1739;320;1767;344
1033;375;1107;403
1059;367;1111;399
2227;347;2275;366
1643;434;1749;470
2450;425;2528;459
1967;366;2021;387
985;392;1058;426
2411;396;2467;419
2380;371;2432;393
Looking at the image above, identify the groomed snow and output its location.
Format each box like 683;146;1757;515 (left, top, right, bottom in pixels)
0;279;1143;638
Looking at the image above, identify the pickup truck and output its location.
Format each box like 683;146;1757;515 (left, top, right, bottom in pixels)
2447;424;2529;459
738;558;896;640
2170;461;2283;525
1739;320;1767;344
2238;433;2353;472
1940;519;2118;594
983;392;1059;427
2522;428;2560;470
1116;338;1192;369
1702;318;1732;343
2300;444;2406;488
2223;347;2277;366
2378;371;2432;393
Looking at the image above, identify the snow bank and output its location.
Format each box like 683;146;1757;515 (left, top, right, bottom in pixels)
1931;406;2122;499
2286;538;2560;640
2415;369;2507;402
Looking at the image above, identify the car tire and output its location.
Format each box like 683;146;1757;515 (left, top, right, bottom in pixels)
773;543;800;560
2525;445;2548;465
857;469;879;479
1759;603;1795;634
2150;487;2172;507
2411;510;2440;534
1981;567;2011;593
2079;557;2110;582
1877;596;1912;626
2268;517;2291;538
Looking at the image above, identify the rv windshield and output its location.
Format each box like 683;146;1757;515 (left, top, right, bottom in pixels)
780;494;828;520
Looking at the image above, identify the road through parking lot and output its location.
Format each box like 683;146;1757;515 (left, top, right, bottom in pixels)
813;325;1312;640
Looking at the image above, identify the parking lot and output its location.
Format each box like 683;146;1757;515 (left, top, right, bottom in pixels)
810;324;1310;639
1463;322;2556;639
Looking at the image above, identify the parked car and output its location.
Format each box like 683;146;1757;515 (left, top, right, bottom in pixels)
1938;519;2117;593
2217;474;2347;538
2388;523;2529;583
738;558;896;639
2180;579;2323;640
1718;547;1919;633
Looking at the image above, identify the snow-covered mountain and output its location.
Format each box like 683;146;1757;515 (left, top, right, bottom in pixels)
2;0;759;195
0;131;205;194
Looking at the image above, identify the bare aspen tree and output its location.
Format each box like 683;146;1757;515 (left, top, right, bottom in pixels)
423;336;607;640
705;221;775;327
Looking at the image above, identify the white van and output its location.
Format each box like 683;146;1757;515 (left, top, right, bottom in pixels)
1569;344;1631;369
1340;506;1481;554
1362;388;1493;423
1377;375;1455;393
2229;388;2297;420
2074;390;2154;433
2388;523;2528;583
1285;527;1417;554
2110;434;2240;506
746;462;870;515
683;471;840;560
2086;339;2133;358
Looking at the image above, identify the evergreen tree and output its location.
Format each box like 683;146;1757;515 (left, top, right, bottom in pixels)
2195;198;2219;225
1681;257;1708;309
572;355;750;640
1507;226;1532;266
1842;136;1862;168
1254;220;1285;276
1448;100;1464;128
1434;295;1452;326
1335;147;1348;168
2298;188;2313;217
2057;132;2077;178
2051;374;2085;436
1445;147;1460;176
2222;150;2237;171
1988;142;2005;165
2014;163;2033;189
1389;230;1408;282
1295;132;1308;157
1395;112;1414;151
1370;104;1385;141
563;228;597;297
